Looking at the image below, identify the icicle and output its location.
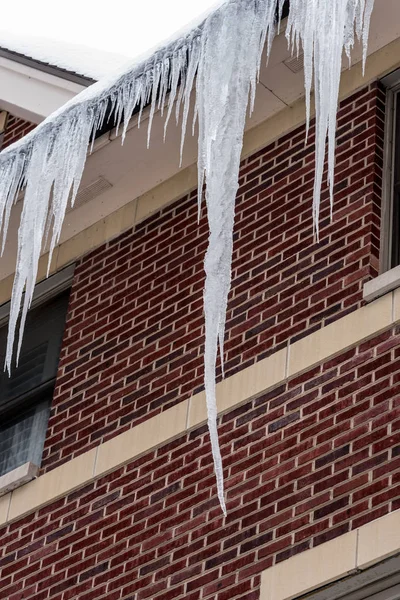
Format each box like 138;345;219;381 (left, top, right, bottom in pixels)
179;36;201;168
286;0;375;237
0;0;375;515
147;60;162;148
163;49;183;140
362;0;374;75
196;0;282;513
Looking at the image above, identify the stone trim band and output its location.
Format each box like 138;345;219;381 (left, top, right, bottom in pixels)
0;288;398;526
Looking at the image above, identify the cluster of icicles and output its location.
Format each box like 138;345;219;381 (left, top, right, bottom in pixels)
0;0;374;514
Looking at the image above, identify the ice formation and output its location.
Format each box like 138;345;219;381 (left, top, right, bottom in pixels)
0;0;374;514
286;0;374;237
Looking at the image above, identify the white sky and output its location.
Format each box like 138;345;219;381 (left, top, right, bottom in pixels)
5;0;220;58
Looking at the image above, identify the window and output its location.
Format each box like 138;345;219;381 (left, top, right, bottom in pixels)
362;73;400;302
381;71;400;272
0;267;72;484
303;554;400;600
390;91;400;269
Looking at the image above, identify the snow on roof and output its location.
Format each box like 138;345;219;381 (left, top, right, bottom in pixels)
0;30;132;80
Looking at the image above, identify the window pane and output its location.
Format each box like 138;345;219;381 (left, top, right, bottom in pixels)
391;92;400;268
0;398;51;477
0;290;69;409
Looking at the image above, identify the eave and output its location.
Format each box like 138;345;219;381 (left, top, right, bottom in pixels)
0;51;88;123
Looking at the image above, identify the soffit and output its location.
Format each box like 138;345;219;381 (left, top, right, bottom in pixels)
0;56;85;123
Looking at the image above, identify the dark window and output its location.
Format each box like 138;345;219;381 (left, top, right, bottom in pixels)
0;291;69;477
380;70;400;271
390;91;400;268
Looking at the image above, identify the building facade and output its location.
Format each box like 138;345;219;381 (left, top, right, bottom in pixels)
1;4;400;600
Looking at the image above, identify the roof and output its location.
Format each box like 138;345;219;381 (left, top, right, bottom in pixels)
0;30;131;81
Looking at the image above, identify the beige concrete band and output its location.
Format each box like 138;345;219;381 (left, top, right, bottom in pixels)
1;36;400;307
0;288;398;526
260;508;400;600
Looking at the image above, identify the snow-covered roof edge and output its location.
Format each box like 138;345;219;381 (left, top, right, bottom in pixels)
0;29;134;81
0;45;95;86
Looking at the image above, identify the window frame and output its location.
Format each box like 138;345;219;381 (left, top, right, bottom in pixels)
0;263;74;328
0;264;74;488
301;554;400;600
380;70;400;273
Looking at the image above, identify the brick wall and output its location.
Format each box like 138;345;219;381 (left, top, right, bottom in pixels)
2;114;36;149
43;81;385;473
1;325;400;600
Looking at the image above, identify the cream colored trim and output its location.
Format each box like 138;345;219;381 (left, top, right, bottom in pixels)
8;449;97;521
0;492;10;524
135;163;198;225
0;110;7;133
358;509;400;568
2;403;189;524
0;462;38;497
0;290;397;526
94;401;189;476
288;293;392;377
261;531;358;600
189;292;392;428
0;55;85;123
1;38;400;307
394;287;400;321
188;348;287;428
363;265;400;303
260;509;400;600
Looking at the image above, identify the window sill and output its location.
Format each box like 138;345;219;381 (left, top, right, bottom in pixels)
0;462;38;497
363;265;400;303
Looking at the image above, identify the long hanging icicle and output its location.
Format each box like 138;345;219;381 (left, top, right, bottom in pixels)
0;0;374;514
195;0;280;515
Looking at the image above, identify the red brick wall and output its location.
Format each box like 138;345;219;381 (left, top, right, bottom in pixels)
2;114;36;149
1;325;400;600
43;82;385;474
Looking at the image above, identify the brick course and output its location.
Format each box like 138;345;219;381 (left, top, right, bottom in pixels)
43;82;385;473
1;324;400;599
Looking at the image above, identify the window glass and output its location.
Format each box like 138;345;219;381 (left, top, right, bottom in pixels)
0;290;69;476
390;91;400;268
0;291;69;411
0;398;51;477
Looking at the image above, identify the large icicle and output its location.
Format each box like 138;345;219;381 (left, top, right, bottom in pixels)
0;0;375;515
196;0;280;515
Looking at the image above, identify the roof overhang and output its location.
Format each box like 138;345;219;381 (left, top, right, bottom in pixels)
0;53;88;123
